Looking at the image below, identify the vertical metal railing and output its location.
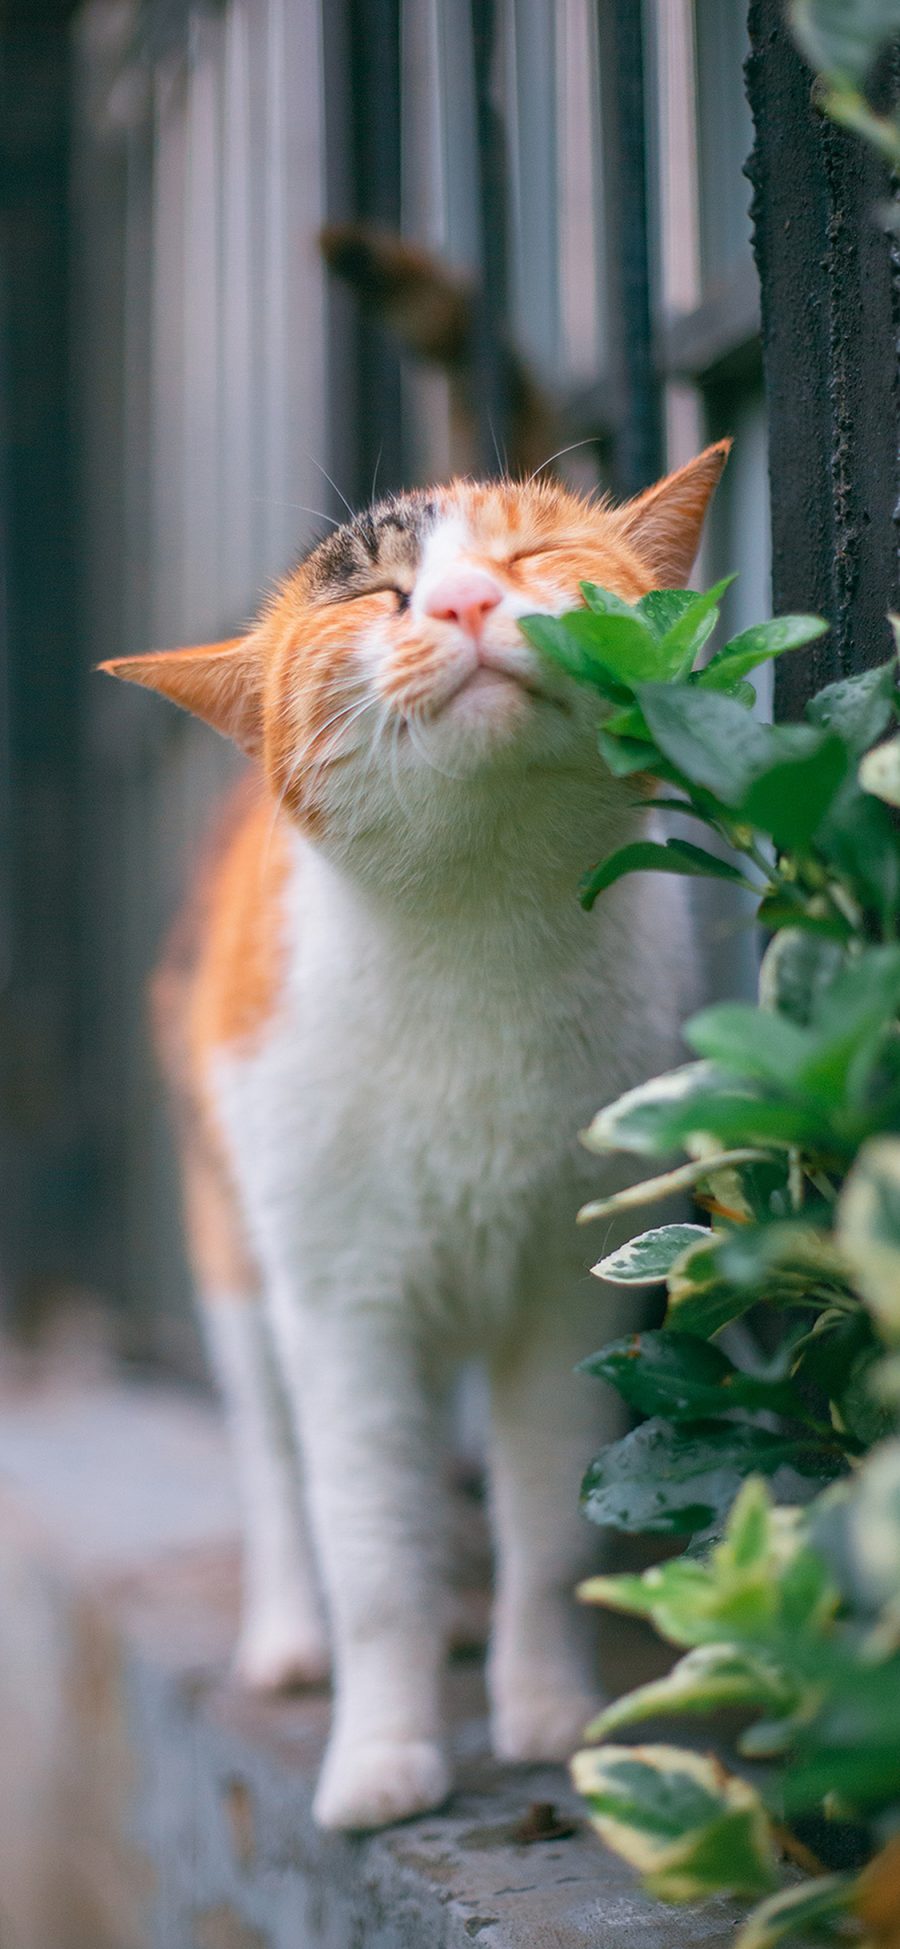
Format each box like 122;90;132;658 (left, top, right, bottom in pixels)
596;3;662;497
746;0;899;708
468;0;513;476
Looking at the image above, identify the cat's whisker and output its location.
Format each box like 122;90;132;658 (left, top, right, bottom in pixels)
293;697;372;798
305;452;357;524
487;414;508;479
259;693;373;870
524;437;597;486
405;707;467;783
387;714;418;825
303;701;373;802
370;443;383;507
252;497;342;531
347;701;391;838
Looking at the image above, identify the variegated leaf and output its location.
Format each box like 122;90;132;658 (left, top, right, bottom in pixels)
578;1150;770;1226
581;1061;721;1156
859;732;900;806
591;1224;710;1285
734;1873;854;1949
571;1743;778;1902
583;1642;795;1742
836;1137;900;1342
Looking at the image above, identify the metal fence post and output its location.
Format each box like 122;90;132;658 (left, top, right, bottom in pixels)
746;0;899;711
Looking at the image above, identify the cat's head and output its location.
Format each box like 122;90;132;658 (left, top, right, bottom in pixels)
102;443;728;846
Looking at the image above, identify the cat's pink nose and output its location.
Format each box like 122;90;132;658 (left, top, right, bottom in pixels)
423;568;503;638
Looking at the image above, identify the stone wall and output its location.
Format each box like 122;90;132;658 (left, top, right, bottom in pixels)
0;1374;742;1949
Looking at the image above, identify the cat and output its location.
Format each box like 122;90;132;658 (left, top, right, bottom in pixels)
101;442;728;1831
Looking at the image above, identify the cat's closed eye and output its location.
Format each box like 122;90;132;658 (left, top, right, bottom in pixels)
363;580;410;609
508;544;557;565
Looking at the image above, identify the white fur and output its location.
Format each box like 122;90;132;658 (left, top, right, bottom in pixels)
203;510;697;1829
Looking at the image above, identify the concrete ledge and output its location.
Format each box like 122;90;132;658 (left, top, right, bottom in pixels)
0;1374;742;1949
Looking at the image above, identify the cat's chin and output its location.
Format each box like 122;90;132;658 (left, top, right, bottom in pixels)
443;663;534;726
412;666;565;772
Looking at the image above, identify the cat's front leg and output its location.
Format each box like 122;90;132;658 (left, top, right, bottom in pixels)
269;1287;451;1830
487;1286;624;1763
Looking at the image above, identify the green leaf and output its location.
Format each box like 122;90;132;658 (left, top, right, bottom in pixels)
700;1155;789;1225
518;613;634;700
580;1329;802;1422
699;614;827;688
757;928;847;1026
665;837;751;881
725;678;760;708
790;0;900;85
635;589;701;639
629;794;723;829
663;1283;757;1340
815;774;900;921
585;1643;797;1743
639;682;850;845
733;1874;855;1949
591;1224;710;1285
836;1136;900;1342
676;950;900;1132
859;730;900;805
639;684;774;799
756;897;854;943
659;1090;828;1154
571;1744;778;1901
785;1655;900;1814
713;1221;847;1294
596;729;659;776
737;733;849;849
665;1240;760;1339
560;606;667;681
722;1475;783;1576
814;942;900;1038
578;1558;716;1647
579;582;639;619
581;1061;728;1157
578;1149;772;1227
652;576;735;677
806;657;898;755
794;1310;877;1409
601;701;652;740
580;1479;823;1646
812;1438;900;1614
580;1417;836;1537
685;1002;813;1088
801;945;900;1103
833;1345;894;1449
580;839;750;910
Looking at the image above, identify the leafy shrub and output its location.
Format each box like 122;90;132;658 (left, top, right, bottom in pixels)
519;582;900;1945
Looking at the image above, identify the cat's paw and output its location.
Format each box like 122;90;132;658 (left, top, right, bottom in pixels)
233;1614;331;1693
491;1684;599;1763
313;1736;451;1830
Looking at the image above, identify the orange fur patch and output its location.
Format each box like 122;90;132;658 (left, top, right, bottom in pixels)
265;594;390;832
189;792;292;1058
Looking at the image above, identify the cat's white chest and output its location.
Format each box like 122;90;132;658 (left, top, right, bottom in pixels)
211;839;692;1331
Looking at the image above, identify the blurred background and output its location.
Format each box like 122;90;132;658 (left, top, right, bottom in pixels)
1;0;771;1378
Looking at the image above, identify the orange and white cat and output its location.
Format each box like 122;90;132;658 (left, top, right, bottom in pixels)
103;444;728;1831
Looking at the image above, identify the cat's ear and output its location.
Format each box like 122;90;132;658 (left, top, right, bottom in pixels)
99;635;264;756
615;439;731;586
